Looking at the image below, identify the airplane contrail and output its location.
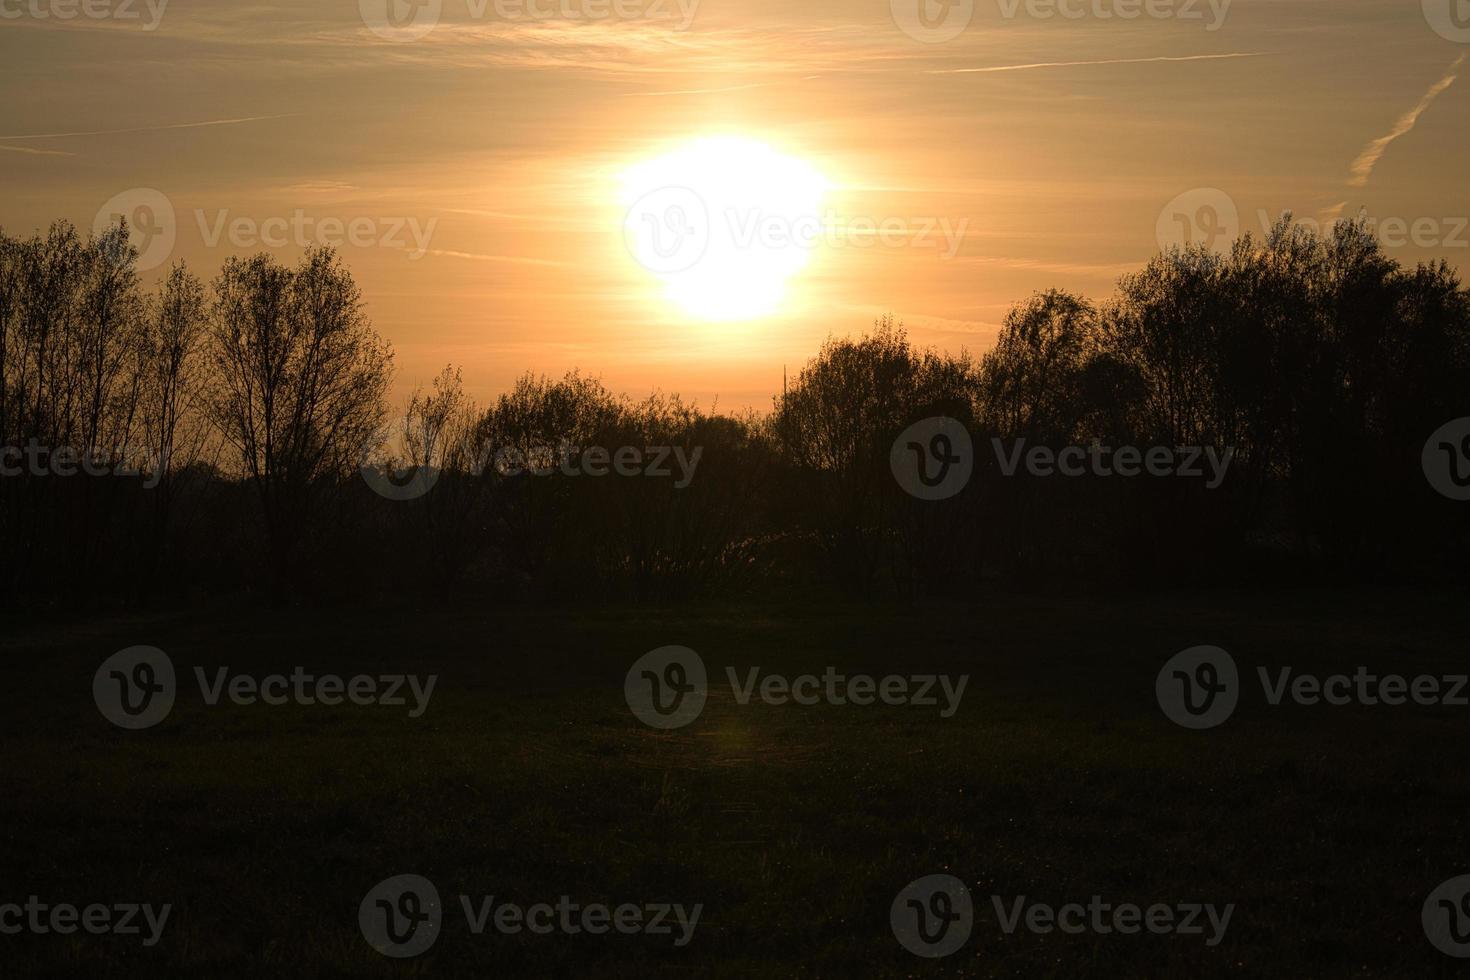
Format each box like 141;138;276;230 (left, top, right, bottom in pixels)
0;113;294;142
0;143;73;156
626;75;825;97
928;52;1265;74
423;248;571;267
1346;53;1465;188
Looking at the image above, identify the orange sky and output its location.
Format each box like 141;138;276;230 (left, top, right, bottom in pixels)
3;0;1468;409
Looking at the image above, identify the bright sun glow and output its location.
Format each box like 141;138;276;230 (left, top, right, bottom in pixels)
621;137;828;322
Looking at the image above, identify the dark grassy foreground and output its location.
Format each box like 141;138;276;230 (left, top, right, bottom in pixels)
2;589;1468;978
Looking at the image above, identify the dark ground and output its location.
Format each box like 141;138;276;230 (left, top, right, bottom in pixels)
2;587;1467;977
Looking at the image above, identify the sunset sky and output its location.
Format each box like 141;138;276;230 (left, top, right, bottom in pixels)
3;0;1468;409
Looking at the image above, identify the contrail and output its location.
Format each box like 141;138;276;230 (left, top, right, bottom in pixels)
1346;54;1465;188
928;52;1265;74
0;143;72;156
627;75;823;97
0;114;293;142
423;249;571;267
630;81;781;97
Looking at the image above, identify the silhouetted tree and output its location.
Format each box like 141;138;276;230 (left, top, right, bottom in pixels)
206;247;393;598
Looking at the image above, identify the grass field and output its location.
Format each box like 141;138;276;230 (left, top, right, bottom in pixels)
3;588;1468;977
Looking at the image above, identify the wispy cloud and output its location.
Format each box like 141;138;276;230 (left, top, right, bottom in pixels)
0;114;293;143
928;52;1266;74
1346;54;1465;188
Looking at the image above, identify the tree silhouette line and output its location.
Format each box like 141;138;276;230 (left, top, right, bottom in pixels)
2;215;1467;608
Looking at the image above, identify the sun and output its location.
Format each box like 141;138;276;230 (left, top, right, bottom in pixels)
621;137;829;322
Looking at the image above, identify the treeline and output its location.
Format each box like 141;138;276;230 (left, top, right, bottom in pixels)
2;217;1468;609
